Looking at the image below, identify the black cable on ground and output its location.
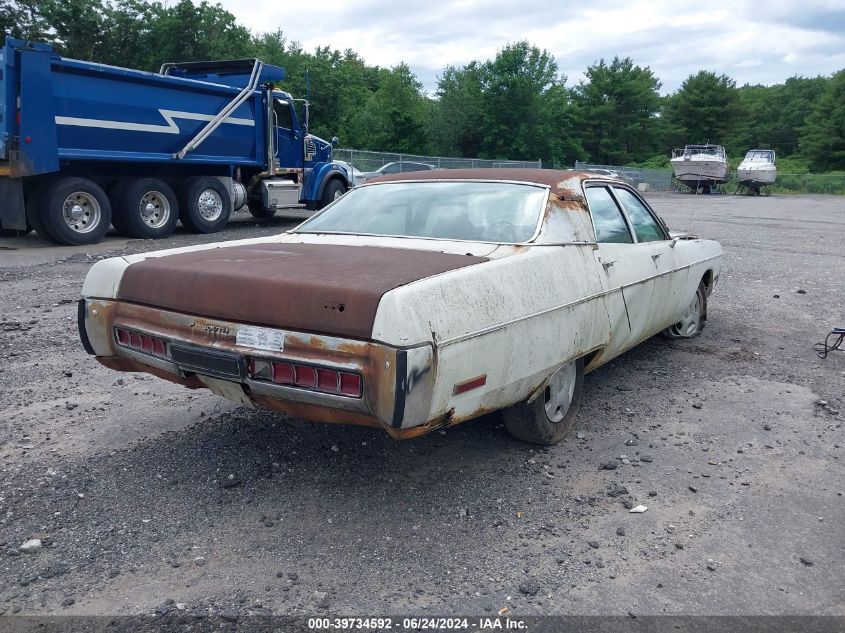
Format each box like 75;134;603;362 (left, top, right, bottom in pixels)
814;328;845;359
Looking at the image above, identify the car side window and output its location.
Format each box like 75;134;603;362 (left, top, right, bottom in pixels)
613;188;666;242
585;186;633;244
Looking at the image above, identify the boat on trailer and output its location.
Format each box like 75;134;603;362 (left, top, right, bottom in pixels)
737;149;776;192
670;144;729;192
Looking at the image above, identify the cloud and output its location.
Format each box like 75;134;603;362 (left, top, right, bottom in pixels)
214;0;845;93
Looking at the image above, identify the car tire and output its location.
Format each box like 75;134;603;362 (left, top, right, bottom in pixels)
317;178;347;210
248;197;276;218
114;178;179;239
503;358;584;445
662;281;707;339
38;177;112;245
178;177;232;233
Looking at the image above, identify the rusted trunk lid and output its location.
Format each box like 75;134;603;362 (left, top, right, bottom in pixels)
116;243;488;340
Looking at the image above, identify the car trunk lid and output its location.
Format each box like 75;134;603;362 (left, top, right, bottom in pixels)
116;243;488;339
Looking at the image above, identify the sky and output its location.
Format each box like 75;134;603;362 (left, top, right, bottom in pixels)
215;0;845;95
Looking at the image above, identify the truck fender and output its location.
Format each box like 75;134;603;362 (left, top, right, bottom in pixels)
302;163;349;202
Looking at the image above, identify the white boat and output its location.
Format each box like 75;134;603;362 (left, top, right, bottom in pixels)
670;144;729;192
737;149;776;190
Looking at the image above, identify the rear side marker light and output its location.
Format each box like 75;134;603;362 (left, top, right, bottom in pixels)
247;357;362;399
454;374;487;395
114;327;169;360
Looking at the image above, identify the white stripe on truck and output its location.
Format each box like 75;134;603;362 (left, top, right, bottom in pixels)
55;109;255;134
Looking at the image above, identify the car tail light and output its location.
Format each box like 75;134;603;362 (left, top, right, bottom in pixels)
294;365;317;388
273;362;294;385
339;373;362;397
247;357;362;399
114;327;169;360
317;369;338;392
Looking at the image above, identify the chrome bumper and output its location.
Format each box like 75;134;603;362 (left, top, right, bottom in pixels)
79;298;435;430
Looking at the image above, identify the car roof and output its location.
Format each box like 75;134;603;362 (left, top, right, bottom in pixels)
367;168;619;199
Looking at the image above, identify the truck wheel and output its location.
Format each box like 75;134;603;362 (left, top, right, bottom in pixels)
39;177;111;245
179;177;231;233
317;178;347;210
502;358;584;445
248;197;276;218
115;178;179;239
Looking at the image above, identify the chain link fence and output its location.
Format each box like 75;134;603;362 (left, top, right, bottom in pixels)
574;161;845;195
335;149;541;178
574;161;674;191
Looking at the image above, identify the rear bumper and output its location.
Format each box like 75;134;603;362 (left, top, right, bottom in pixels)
79;299;438;438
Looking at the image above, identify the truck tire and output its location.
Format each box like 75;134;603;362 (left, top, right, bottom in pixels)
502;358;584;445
178;177;231;233
114;178;179;239
317;178;347;210
248;197;276;218
38;177;112;245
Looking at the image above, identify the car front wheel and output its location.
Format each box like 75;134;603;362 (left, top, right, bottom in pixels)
503;358;584;445
663;281;707;339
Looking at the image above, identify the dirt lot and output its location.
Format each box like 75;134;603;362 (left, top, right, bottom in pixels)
0;194;842;618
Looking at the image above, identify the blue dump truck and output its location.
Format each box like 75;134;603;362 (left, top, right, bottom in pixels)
0;38;350;245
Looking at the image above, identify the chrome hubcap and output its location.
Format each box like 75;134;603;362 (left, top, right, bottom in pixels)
674;292;701;336
544;362;577;423
333;188;343;201
197;189;223;221
139;191;170;228
62;192;101;234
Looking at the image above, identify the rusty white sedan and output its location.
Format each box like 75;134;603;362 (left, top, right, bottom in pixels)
78;169;722;444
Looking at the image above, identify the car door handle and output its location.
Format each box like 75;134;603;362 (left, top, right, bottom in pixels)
651;253;662;260
602;259;617;269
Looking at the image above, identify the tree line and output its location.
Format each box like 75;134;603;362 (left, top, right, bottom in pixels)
3;0;843;171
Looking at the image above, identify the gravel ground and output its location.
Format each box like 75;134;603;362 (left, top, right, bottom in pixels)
0;196;842;617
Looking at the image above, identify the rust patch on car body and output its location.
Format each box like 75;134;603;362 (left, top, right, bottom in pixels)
116;243;488;341
370;168;602;203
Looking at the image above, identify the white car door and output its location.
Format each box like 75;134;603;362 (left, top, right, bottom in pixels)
610;186;690;332
584;184;687;361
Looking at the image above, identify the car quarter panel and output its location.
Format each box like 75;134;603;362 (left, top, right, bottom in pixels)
673;238;724;298
372;245;612;426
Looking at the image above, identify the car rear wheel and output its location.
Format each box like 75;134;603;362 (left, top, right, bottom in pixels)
663;281;707;339
503;358;584;445
114;178;179;239
38;177;112;245
179;177;232;233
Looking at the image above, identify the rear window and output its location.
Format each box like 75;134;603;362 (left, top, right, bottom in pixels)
296;181;547;243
